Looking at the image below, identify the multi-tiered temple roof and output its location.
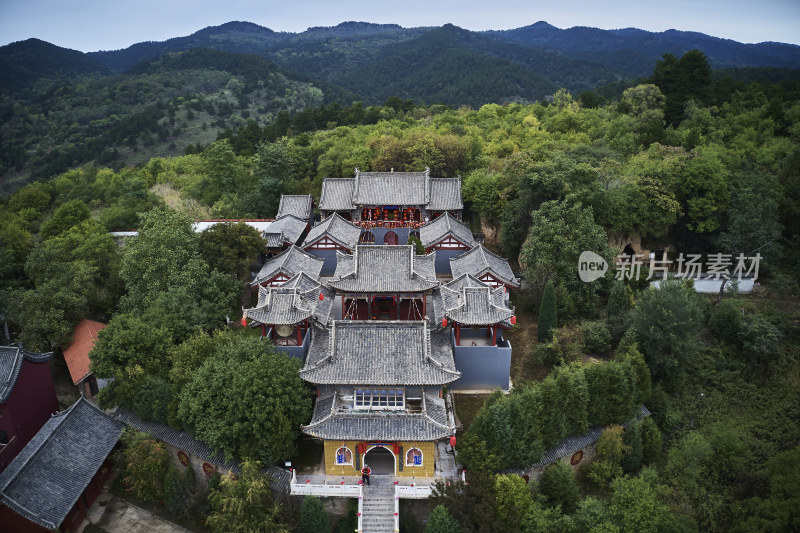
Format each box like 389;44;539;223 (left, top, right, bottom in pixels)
251;245;324;287
449;244;521;289
434;274;515;326
329;245;438;293
245;272;335;327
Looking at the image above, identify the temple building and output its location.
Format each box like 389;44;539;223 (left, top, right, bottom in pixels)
329;245;437;321
244;272;334;359
449;244;521;290
301;213;362;275
251;245;324;288
318;169;463;246
300;321;459;477
419;212;476;275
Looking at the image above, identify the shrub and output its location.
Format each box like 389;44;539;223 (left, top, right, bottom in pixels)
539;461;580;514
425;504;461;533
581;320;612;354
709;299;742;343
538;279;557;343
300;495;330;533
640;417;663;465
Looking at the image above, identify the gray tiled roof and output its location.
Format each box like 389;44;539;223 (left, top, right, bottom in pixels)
499;405;651;476
302;389;454;441
0;346;53;403
449;245;520;288
419;212;475;249
302;213;361;250
352;171;429;206
263;214;307;247
300;321;460;385
427;179;463;211
245;273;335;326
319;179;355;211
329;245;439;293
252;245;324;286
0;398;124;531
276;195;313;222
113;409;291;493
436;277;514;326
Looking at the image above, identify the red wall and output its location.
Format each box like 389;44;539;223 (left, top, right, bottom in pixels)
0;358;58;472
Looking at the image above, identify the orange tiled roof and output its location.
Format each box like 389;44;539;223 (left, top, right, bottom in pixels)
63;319;106;385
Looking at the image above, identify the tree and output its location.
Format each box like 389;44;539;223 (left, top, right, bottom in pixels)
178;335;311;461
640;417;662;465
520;198;611;313
493;474;535;532
620;421;643;472
206;460;288;533
299;496;330;533
425;504;461;533
429;473;498;533
739;314;782;364
538;461;580;514
538;279;557;343
39;199;91;239
199;222;267;281
630;279;705;390
119;430;170;503
586;426;629;488
246;142;294;218
709;299;742;344
608;475;674;532
606;281;631;345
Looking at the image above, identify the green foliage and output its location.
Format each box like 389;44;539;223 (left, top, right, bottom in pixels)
620;421;643;472
130;376;171;424
425;504;460;533
580;320;612;354
739;314;782;363
737;445;800;532
39;199;91;239
429;472;497;533
178;335;311;461
630;279;705;391
639;417;663;465
521;198;610;313
206;460;288;533
493;474;535;532
538;461;580;514
163;463;202;516
605;281;631;345
586;426;629;488
537;280;557;343
608;474;675;532
199;222;267;281
709;299;742;344
119;430;170;503
407;234;426;255
299;496;330;533
584;361;638;427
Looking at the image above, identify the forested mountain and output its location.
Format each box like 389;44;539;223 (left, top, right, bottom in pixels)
2;19;799;188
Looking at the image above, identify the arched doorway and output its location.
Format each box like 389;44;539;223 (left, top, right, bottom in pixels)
384;231;398;245
364;446;395;475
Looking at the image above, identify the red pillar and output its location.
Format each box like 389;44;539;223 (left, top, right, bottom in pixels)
456;323;461;346
261;324;266;337
492;325;497;346
297;324;302;346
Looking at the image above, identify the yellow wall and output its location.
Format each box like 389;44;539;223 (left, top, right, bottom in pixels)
322;440;437;477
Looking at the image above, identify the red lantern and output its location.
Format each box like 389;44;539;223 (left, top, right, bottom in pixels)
449;435;457;447
442;318;448;327
319;292;324;301
393;444;400;455
241;316;247;327
510;315;517;325
358;444;365;455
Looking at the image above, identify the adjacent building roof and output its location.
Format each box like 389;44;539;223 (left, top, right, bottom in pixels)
419;212;475;249
449;244;520;288
435;274;515;326
302;213;361;250
318;178;355;212
329;245;438;293
244;273;335;327
113;409;291;493
251;245;324;286
300;321;460;385
0;346;53;403
262;214;308;248
318;170;464;212
63;319;106;385
303;389;454;441
0;398;124;531
276;195;314;222
427;178;464;211
500;406;651;476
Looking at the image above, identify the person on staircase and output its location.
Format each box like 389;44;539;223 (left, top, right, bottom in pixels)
361;464;372;485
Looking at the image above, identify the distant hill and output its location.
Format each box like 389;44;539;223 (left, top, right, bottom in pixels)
0;38;109;95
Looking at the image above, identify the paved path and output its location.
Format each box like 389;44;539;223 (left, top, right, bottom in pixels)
361;477;396;533
80;492;194;533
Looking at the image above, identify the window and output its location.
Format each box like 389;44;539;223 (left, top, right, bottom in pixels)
406;448;423;466
354;389;404;410
335;446;353;465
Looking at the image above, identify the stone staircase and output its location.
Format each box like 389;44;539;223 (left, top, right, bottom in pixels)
360;477;396;533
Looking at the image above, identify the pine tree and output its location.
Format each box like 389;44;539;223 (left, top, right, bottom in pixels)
606;281;631;345
300;495;330;533
425;504;461;533
538;279;557;343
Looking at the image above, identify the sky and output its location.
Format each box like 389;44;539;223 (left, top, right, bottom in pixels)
1;0;798;52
